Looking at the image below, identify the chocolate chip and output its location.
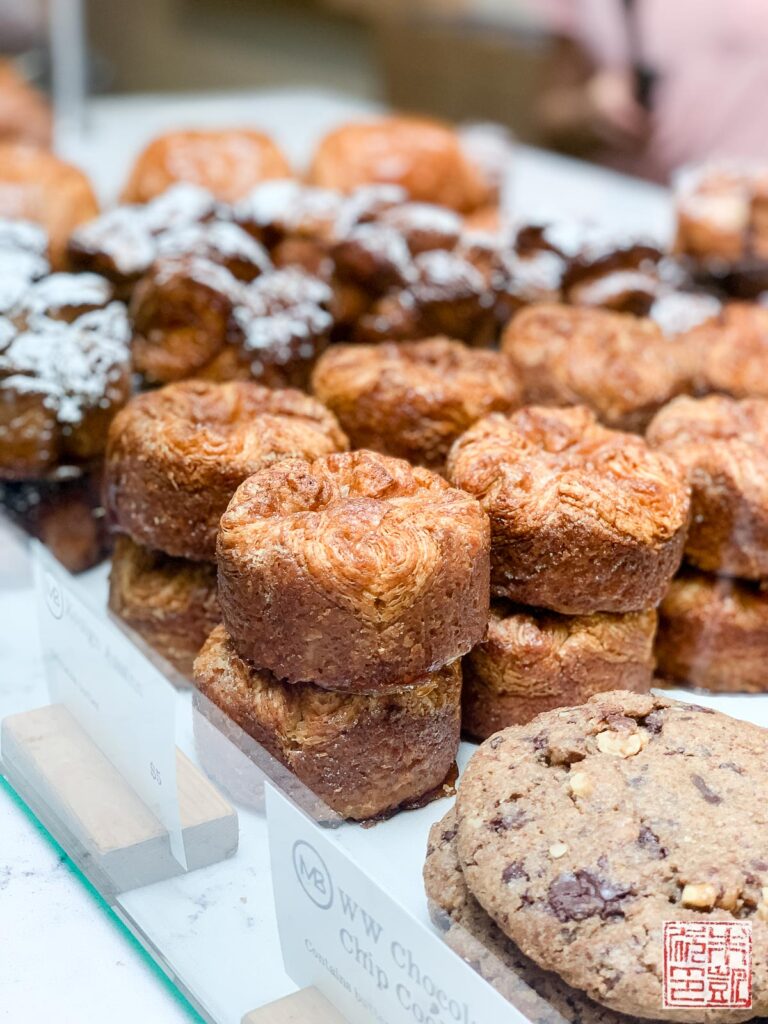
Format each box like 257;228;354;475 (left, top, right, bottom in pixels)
687;704;715;714
753;860;768;872
533;733;549;750
641;710;664;734
691;773;722;804
719;761;745;775
548;870;632;922
489;736;505;749
488;810;528;833
502;861;529;883
440;828;458;843
605;713;636;733
638;825;668;859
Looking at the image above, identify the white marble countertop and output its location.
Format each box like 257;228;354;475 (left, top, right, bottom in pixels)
0;87;676;1024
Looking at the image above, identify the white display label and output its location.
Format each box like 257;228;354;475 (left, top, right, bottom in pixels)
32;541;187;868
266;783;526;1024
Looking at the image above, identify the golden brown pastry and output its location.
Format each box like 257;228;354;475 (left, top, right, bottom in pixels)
689;302;768;398
312;337;521;471
217;450;490;692
121;129;292;204
0;143;98;266
308;117;493;214
0;62;52;149
447;405;690;614
462;603;656;739
501;303;688;432
193;624;460;821
105;381;348;561
656;570;768;693
0;278;131;480
131;262;333;390
674;163;768;264
647;394;768;578
109;535;219;678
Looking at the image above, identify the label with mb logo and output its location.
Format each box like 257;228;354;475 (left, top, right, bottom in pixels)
293;839;334;910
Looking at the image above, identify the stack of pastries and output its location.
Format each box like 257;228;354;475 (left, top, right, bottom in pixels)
194;448;491;820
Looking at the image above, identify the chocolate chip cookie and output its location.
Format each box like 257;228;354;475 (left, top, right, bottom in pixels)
455;691;768;1022
425;807;654;1024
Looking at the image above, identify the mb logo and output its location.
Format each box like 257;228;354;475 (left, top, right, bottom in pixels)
293;839;334;910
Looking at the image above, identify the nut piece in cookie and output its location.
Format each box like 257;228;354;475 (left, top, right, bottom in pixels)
455;690;768;1022
463;603;656;738
648;394;768;578
194;625;460;821
217;450;490;692
120;129;292;204
108;535;219;679
105;380;348;562
424;808;649;1024
657;569;768;693
447;405;690;614
312;337;522;472
502;303;688;432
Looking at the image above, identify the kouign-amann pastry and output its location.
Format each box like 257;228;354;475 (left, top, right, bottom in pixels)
647;395;768;578
131;263;333;390
120;128;292;203
67;184;223;293
455;691;768;1022
217;450;490;692
0;277;131;479
308;117;493;214
674;163;768;263
462;604;656;739
447;406;690;614
312;337;522;471
425;809;650;1024
689;302;768;399
194;624;461;820
0;143;98;266
105;381;348;561
354;249;493;346
109;535;219;678
502;304;688;432
656;569;768;693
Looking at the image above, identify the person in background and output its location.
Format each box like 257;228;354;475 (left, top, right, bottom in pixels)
533;0;768;182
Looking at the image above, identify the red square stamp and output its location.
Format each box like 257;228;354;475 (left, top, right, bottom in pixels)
663;921;752;1009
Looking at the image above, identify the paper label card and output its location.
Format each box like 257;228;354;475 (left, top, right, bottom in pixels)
31;540;187;869
266;783;527;1024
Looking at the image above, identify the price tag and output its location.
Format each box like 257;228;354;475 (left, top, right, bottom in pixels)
32;540;187;869
265;783;525;1024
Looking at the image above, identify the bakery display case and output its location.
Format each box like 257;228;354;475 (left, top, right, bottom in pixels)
5;86;768;1024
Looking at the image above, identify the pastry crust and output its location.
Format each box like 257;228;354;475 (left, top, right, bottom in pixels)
308;117;492;213
463;604;656;739
131;262;333;389
121;129;292;203
447;405;690;614
217;450;490;692
311;337;522;471
105;380;348;561
656;570;768;693
502;304;689;432
0;143;98;266
193;624;461;821
109;535;219;677
647;394;768;577
0;281;131;480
